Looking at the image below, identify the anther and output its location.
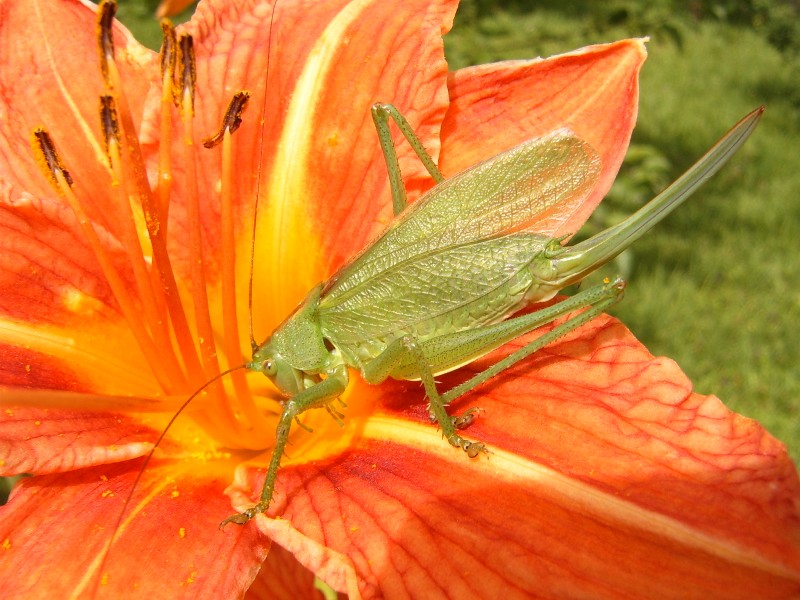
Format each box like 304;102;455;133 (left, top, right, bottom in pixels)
96;0;117;82
203;91;251;148
99;95;121;160
176;33;196;116
160;20;177;102
31;129;73;189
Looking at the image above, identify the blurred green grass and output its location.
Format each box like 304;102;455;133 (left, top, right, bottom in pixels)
116;0;800;465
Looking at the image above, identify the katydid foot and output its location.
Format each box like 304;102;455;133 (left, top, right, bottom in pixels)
220;505;263;528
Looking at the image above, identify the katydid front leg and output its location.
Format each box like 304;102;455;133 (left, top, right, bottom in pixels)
362;278;625;458
220;365;348;526
363;333;489;457
371;102;444;215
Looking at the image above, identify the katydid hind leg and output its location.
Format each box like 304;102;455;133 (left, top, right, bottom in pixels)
371;102;444;216
439;278;626;406
364;279;625;459
220;368;349;527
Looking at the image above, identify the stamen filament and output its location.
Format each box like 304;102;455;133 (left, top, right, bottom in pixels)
157;19;177;237
177;34;240;434
97;4;206;388
31;129;174;391
101;96;187;392
217;103;272;433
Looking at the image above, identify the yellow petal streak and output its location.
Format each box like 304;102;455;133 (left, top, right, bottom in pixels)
258;0;379;322
0;317;157;396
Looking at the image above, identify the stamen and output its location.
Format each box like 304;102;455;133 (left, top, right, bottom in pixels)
31;128;174;390
32;129;73;188
96;0;116;84
157;20;177;232
159;20;177;95
176;34;241;435
95;5;207;389
176;34;196;118
99;96;120;161
210;93;271;433
100;96;187;392
203;91;250;149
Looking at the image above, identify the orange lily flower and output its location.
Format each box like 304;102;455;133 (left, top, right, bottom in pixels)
0;0;798;598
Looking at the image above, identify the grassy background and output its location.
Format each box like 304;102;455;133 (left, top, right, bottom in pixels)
111;0;799;463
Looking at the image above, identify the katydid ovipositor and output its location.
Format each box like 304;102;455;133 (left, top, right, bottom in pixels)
218;103;763;527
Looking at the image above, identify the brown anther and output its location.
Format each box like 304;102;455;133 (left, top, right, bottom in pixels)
31;129;73;188
99;95;121;160
203;91;251;148
160;20;177;93
176;33;196;115
96;0;117;81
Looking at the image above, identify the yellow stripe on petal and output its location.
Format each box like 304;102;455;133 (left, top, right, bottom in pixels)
0;318;157;396
361;415;799;581
260;0;379;320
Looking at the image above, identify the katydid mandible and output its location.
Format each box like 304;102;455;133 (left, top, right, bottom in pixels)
220;103;763;527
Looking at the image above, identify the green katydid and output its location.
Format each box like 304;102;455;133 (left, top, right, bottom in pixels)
218;102;763;527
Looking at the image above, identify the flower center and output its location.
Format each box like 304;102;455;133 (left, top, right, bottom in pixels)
30;0;273;450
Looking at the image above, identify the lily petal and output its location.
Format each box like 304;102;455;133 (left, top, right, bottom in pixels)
1;1;796;599
156;0;195;19
0;407;152;474
227;313;800;598
0;0;155;219
442;39;647;238
245;543;321;599
133;0;459;330
1;459;269;598
0;0;163;394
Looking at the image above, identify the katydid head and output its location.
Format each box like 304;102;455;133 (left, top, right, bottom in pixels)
248;284;332;396
249;338;305;396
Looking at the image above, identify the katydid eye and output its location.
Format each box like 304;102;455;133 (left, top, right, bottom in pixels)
262;359;277;376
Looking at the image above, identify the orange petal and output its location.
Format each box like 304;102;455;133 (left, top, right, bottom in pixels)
0;200;159;397
277;0;458;274
254;440;799;599
0;207;160;393
0;1;164;395
176;0;458;321
0;459;269;598
226;313;800;597
0;0;156;220
441;39;647;238
0;196;122;327
0;407;153;475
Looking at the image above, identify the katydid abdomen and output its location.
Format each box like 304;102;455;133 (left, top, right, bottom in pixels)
320;231;560;365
